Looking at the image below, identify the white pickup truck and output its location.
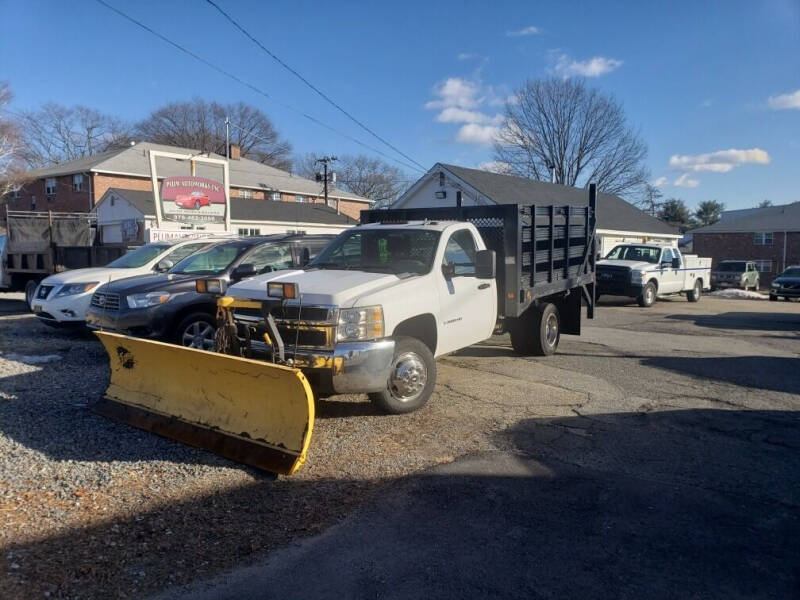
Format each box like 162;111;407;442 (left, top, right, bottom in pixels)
595;244;711;306
212;200;598;414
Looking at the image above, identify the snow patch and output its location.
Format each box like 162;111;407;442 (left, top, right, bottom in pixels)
2;352;63;364
708;289;769;301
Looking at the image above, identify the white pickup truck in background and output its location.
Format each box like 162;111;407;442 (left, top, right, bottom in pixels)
595;244;711;307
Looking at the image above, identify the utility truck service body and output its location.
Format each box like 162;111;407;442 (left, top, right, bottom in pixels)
93;189;597;475
596;244;711;306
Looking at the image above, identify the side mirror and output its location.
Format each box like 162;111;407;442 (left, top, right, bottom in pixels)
441;262;456;280
300;247;311;266
475;249;496;280
232;263;257;280
155;259;173;272
671;257;680;269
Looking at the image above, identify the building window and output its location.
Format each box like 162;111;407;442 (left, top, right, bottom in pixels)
72;174;83;192
237;228;260;236
327;198;337;208
295;195;307;203
11;185;21;198
269;192;281;201
754;232;773;245
45;178;56;196
239;189;252;199
754;260;772;273
286;229;306;235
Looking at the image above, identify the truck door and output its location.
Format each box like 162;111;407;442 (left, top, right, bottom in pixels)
659;248;682;293
435;228;497;355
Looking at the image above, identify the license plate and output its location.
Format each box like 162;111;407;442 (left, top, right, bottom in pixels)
33;304;43;313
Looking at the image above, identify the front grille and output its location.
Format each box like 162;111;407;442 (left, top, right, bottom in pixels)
36;285;54;300
233;302;336;350
596;265;631;284
234;305;333;322
90;292;121;311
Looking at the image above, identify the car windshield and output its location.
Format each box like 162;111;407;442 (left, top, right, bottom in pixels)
780;267;800;277
308;228;441;275
169;241;253;275
605;245;661;264
106;243;171;268
716;262;746;272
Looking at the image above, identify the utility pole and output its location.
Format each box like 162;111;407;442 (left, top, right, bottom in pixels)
315;156;337;213
225;116;230;159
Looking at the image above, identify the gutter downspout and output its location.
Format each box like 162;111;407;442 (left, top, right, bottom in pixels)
783;231;787;273
87;172;93;211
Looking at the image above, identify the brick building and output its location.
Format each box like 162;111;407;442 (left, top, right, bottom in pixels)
3;141;371;220
691;202;800;285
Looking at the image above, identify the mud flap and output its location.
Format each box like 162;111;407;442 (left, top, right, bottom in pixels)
93;331;314;475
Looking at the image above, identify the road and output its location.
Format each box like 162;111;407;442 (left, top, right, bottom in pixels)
158;296;800;600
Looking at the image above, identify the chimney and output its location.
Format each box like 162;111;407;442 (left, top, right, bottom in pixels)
228;144;241;160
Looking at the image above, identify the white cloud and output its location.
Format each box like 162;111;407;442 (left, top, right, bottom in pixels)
552;54;623;78
457;53;477;61
767;89;800;110
476;161;512;173
674;173;699;188
652;176;668;187
507;25;540;37
456;124;501;145
437;107;504;125
425;77;481;110
669;148;771;173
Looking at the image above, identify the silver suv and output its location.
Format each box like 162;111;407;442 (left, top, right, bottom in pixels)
711;260;759;291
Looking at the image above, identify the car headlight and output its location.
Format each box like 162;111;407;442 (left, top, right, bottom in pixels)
631;270;648;280
55;282;99;297
126;291;172;309
336;306;384;342
771;282;780;288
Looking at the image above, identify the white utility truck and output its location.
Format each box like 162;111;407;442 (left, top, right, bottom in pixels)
595;244;711;307
213;196;598;414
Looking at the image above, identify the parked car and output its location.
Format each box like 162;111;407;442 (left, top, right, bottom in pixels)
596;244;711;306
85;234;334;348
711;260;759;291
769;265;800;301
31;237;221;327
175;191;210;209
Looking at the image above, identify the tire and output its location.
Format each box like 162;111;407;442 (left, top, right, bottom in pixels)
509;302;560;356
24;280;38;310
637;282;656;307
369;336;436;414
194;199;200;209
175;312;216;350
769;294;777;302
753;279;759;291
687;280;702;303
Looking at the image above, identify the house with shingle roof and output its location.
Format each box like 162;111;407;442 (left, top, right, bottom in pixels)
393;163;680;257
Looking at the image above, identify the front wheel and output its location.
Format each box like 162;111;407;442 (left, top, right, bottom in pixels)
687;280;702;302
509;302;560;356
637;282;656;307
175;313;216;350
369;336;436;414
25;280;38;310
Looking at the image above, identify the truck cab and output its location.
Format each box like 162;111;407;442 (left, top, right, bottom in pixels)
596;244;711;306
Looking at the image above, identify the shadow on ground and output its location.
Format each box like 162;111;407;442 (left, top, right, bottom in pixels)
665;311;800;332
4;409;799;600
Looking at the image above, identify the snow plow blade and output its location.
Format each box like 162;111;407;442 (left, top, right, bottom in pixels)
93;331;314;476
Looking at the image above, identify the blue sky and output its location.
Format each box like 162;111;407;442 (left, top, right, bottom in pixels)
1;0;798;209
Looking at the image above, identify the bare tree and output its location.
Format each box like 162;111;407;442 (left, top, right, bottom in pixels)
135;99;292;170
296;153;411;207
0;82;25;197
17;103;132;168
636;183;664;216
494;78;649;200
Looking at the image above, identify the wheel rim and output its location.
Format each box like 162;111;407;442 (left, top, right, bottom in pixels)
388;351;427;402
182;321;215;350
646;286;654;304
695;281;701;296
545;312;558;347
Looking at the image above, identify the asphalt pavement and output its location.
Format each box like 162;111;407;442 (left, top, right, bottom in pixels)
156;296;800;600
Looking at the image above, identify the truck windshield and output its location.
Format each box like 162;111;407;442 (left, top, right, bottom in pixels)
716;262;746;272
605;245;661;264
308;228;441;275
169;241;252;275
106;243;171;268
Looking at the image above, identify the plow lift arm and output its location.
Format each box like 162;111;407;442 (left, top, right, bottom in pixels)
93;280;315;476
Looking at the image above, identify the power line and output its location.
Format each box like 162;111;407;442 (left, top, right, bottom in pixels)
94;0;423;174
205;0;426;173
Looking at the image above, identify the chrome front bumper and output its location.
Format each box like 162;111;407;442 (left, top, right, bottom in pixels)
253;339;396;394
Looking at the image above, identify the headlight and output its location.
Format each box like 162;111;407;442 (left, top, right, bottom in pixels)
55;282;99;297
631;270;648;280
336;306;384;342
771;282;780;288
126;291;172;309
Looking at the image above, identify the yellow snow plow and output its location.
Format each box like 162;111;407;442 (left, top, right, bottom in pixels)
93;330;315;476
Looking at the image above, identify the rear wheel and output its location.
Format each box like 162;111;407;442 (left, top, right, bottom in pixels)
769;294;777;302
509;302;560;356
175;313;216;350
687;280;702;302
369;336;435;414
637;282;656;307
24;280;38;310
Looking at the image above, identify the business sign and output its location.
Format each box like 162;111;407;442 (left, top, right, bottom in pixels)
160;176;226;224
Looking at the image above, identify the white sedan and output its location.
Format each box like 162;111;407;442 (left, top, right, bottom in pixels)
31;238;217;326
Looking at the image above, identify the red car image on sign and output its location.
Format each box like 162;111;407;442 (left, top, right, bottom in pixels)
174;191;211;209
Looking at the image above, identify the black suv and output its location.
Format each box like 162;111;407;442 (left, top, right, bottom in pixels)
85;234;334;348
